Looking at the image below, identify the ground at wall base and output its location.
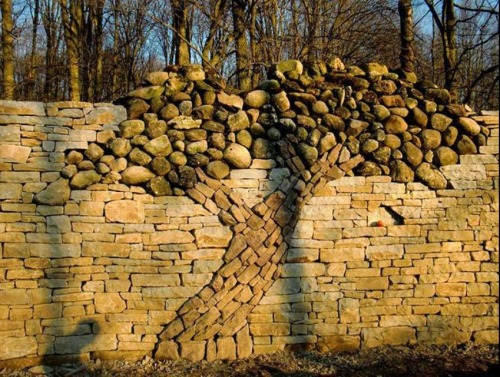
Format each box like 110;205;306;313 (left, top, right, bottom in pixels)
1;343;498;376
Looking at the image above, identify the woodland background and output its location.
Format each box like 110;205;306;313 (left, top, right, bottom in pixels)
0;0;498;111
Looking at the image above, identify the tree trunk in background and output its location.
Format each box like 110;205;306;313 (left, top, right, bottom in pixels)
398;0;416;75
171;0;191;65
201;0;228;72
59;0;81;101
27;0;40;100
232;0;251;90
424;0;458;103
1;0;15;100
82;0;104;101
111;0;120;97
93;0;104;101
443;0;457;102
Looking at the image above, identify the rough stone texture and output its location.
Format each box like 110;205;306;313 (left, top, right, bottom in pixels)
105;200;145;223
195;227;233;247
0;145;31;163
0;72;498;369
33;178;71;205
121;166;155;185
224;143;252;168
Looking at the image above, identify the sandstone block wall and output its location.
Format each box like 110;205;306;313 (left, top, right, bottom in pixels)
0;101;498;368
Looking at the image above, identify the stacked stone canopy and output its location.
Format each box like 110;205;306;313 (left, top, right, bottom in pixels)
47;59;489;201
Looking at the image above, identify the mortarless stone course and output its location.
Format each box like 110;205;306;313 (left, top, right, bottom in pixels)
0;61;498;369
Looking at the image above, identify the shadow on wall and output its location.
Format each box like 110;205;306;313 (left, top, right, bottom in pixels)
37;223;102;368
41;319;99;368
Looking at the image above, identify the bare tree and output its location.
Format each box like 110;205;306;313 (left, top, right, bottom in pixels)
423;0;458;101
171;0;192;65
1;0;15;99
231;0;251;90
399;0;416;79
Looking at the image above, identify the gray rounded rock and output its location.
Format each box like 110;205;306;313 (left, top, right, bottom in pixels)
227;110;250;131
373;105;391;121
384;134;402;149
416;162;447;189
209;133;226;150
251;138;274;159
129;148;152;166
185;129;207;142
434;146;458;166
297;143;318;167
430;113;452;132
361;139;379;154
144;135;173;157
390;160;415;183
185;140;208;155
456;135;478;154
150;157;171;176
259;79;281;93
84;143;104;162
258;113;278;127
66;150;84;165
419;129;442;150
224;143;252;168
206;160;230;179
272;91;290;112
70;170;102;189
267;127;282;141
121;166;155;185
178;100;193;116
312;101;329;115
148;177;172;196
372;146;391;164
169;151;188;166
160;103;180;121
236;130;253;148
458;117;481;136
245;90;271;108
384;115;408;134
34;178;70;205
119;120;145;139
410;107;428;128
402;142;424;167
357;161;382;176
443;126;459;146
318;133;337;155
109;138;132;157
178;166;197;188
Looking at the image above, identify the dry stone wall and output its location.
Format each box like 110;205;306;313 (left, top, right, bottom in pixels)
0;60;499;368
